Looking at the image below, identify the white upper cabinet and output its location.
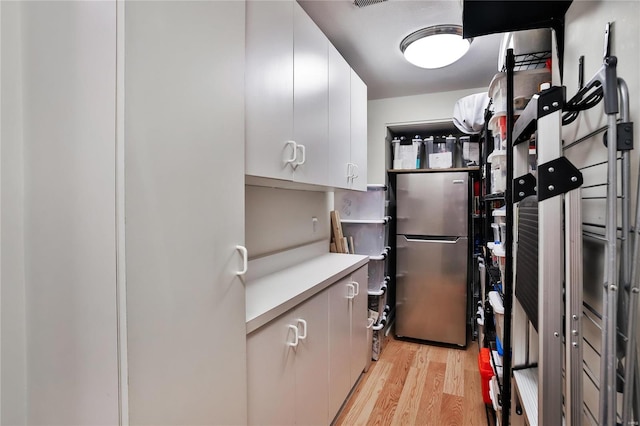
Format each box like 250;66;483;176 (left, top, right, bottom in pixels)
350;70;368;191
245;1;367;189
292;2;329;185
328;44;352;189
245;0;295;181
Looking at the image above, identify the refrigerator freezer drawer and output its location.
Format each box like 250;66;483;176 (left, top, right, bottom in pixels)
396;172;468;237
396;235;468;345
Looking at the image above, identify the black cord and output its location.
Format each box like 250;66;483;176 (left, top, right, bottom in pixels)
562;82;604;125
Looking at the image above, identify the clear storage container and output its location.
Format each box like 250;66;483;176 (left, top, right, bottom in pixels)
489;68;551;114
341;218;389;256
460;136;479;166
425;136;455;169
391;136;421;170
335;184;387;220
367;257;388;292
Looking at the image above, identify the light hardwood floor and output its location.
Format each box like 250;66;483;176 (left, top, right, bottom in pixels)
335;335;489;426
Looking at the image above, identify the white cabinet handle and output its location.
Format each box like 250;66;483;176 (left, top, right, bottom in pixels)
351;163;359;180
346;163;353;181
346;283;355;300
287;324;299;347
296;144;306;166
297;319;307;340
235;245;248;276
352;281;360;296
285;140;297;165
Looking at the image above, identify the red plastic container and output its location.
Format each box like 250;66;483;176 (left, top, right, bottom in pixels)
478;347;494;404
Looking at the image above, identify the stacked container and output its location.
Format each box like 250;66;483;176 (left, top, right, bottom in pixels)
335;184;391;361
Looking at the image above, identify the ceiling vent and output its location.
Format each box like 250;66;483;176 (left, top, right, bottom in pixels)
353;0;387;8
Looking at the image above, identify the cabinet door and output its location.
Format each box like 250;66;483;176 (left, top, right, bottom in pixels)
350;266;369;384
328;277;353;418
292;2;328;186
245;0;295;180
124;2;247;424
328;44;352;189
294;290;330;426
247;312;297;426
350;70;368;191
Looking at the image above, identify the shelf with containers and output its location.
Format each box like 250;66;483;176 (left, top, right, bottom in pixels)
334;184;391;361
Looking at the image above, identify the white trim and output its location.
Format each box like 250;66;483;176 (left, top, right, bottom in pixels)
115;1;129;424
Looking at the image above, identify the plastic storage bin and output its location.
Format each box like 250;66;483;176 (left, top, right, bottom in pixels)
487;150;506;193
489;68;551;114
392;136;421;169
341;218;389;257
461;136;479;166
489;290;505;344
478;347;494;404
425;136;455;169
367;257;388;292
335;184;387;220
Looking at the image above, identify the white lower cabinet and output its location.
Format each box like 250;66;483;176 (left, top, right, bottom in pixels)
329;266;368;418
248;265;368;425
247;290;329;426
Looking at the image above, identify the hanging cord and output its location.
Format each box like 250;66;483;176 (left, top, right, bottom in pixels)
562;80;604;126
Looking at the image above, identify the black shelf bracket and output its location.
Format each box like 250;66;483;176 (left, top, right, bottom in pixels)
603;122;634;151
537;157;583;201
514;173;537;203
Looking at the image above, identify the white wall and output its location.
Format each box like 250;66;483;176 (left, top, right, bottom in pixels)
561;1;640;423
367;87;488;184
20;2;120;423
245;186;331;258
1;2;26;424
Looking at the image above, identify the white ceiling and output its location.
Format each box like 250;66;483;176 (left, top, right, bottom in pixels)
297;0;504;100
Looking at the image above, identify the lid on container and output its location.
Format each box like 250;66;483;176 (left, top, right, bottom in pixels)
492;206;506;217
486;149;507;163
412;135;422;143
492;243;505;257
488;291;505;314
460;136;471;142
399;136;411;145
446;135;456;142
391;137;400;144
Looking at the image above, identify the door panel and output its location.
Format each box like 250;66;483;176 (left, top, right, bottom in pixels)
247;313;297;426
245;0;294;180
350;71;368;191
396;236;467;345
350;266;369;384
396;172;468;236
295;291;330;426
292;2;328;185
125;2;247;423
328;45;351;190
328;278;352;419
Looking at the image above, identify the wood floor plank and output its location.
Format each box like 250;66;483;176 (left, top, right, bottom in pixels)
426;344;450;363
390;365;429;425
437;393;464;426
464;368;488;426
365;341;418;425
465;341;480;371
335;360;393;426
443;348;464;396
415;361;446;426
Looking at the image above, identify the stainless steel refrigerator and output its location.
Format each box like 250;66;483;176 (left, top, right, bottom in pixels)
395;172;468;346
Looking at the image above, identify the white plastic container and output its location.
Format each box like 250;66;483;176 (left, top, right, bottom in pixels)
335;184;387;220
491;223;501;243
425;136;455;169
341;219;388;256
489;290;505;344
489;68;551;114
487;150;507;193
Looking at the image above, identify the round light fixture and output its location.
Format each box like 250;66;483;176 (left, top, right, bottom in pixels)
400;25;472;69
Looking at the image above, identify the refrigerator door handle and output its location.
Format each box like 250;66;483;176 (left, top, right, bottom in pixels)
402;235;461;244
452;179;465;184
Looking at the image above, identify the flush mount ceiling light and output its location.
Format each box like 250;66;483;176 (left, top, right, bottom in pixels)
400;24;472;69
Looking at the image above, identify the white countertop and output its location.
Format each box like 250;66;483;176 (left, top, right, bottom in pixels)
245;253;368;334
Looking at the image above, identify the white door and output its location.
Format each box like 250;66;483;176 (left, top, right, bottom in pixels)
245;0;295;181
328;277;355;419
350;70;368;191
350;266;369;383
292;2;329;186
247;312;297;426
294;290;330;426
328;44;352;189
124;2;247;424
